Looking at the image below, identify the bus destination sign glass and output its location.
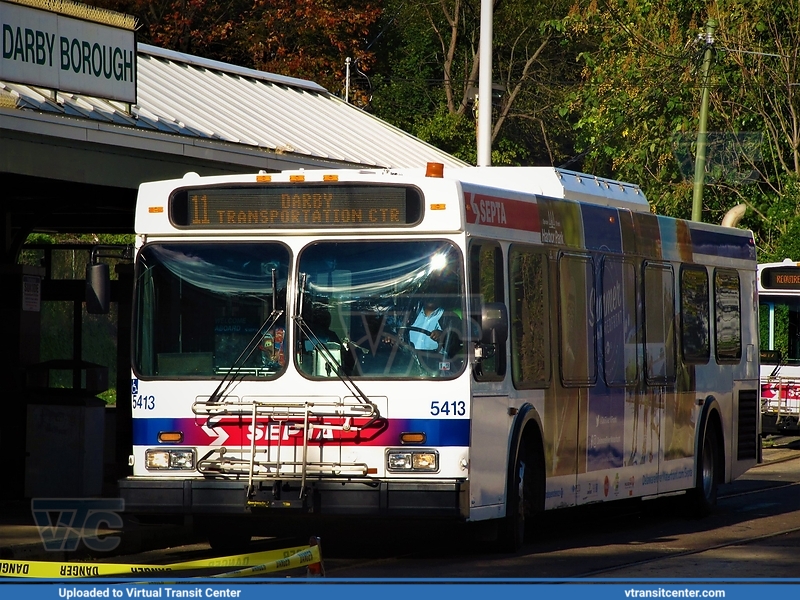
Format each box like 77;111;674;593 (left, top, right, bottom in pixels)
761;266;800;290
170;185;421;229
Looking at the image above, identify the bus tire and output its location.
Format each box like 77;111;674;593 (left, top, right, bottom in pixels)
687;419;720;517
496;438;541;552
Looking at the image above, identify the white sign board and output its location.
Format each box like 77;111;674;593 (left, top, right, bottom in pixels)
1;1;136;103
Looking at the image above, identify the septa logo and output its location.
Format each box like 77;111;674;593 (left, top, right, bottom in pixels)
467;193;507;226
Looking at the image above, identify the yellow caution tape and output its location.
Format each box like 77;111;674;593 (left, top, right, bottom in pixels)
0;544;315;579
210;545;320;578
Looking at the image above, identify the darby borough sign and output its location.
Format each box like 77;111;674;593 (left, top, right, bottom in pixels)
0;0;136;103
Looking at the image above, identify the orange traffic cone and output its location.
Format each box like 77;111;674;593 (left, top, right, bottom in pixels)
306;536;325;577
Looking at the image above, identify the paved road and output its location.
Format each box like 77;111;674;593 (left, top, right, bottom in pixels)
309;450;800;578
72;436;799;579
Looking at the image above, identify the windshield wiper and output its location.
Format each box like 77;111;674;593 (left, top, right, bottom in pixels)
207;268;283;404
296;273;378;416
770;352;787;378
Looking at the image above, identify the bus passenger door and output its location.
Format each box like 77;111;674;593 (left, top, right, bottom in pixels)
643;263;675;494
556;253;594;507
467;241;511;520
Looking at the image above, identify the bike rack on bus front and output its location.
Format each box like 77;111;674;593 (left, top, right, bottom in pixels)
192;398;384;504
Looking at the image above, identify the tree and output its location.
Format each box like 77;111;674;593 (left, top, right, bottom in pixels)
369;0;581;165
240;0;382;93
86;0;382;93
709;0;800;260
562;0;800;261
564;0;707;218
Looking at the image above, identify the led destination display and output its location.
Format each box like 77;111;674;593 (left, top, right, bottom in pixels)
761;266;800;290
170;185;422;229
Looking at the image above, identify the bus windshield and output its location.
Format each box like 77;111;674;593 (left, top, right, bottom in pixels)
134;242;290;378
296;240;467;379
759;295;800;365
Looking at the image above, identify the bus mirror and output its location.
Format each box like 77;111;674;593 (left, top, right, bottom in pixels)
86;262;110;314
480;302;508;345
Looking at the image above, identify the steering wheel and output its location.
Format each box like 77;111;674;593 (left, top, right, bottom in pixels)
394;325;442;351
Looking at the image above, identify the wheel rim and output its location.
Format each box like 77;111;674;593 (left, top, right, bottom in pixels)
515;458;526;539
701;434;715;499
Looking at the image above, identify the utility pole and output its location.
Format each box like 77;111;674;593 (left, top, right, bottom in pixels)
345;57;351;104
691;19;717;222
477;0;493;166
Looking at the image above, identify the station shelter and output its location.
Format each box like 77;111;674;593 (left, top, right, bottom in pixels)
0;0;466;500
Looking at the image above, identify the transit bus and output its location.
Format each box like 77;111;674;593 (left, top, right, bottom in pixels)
117;164;760;551
758;259;800;433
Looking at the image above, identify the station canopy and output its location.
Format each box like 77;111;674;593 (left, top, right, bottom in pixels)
1;41;466;239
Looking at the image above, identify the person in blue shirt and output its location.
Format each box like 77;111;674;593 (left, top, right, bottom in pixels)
391;294;463;359
408;300;446;350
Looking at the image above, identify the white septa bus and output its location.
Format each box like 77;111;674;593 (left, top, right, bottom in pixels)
115;164;760;551
758;259;800;433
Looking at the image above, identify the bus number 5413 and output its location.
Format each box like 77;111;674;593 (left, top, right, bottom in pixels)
430;400;466;416
133;395;156;410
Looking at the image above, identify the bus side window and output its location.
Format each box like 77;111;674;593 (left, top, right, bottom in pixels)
643;262;676;385
602;257;638;386
509;246;550;389
558;253;596;386
680;266;710;364
470;241;506;380
714;269;742;363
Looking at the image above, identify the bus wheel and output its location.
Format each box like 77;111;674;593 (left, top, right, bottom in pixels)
687;421;719;517
496;439;537;552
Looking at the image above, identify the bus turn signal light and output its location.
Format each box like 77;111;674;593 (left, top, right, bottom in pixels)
400;432;426;444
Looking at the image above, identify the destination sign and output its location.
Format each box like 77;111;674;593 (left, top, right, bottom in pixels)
761;266;800;290
170;185;422;229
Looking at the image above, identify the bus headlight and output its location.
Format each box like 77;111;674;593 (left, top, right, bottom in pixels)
387;450;438;472
145;449;195;470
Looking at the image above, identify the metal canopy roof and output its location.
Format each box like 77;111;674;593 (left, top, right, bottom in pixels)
1;43;468;171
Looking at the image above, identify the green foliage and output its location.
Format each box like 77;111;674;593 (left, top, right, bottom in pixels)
67;0;800;251
562;0;800;260
26;233;135;246
412;107;478;165
409;107;532;166
752;176;800;261
22;233;126;405
368;0;581;165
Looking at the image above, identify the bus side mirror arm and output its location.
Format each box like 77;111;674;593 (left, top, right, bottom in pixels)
480;302;508;345
85;244;133;315
473;302;508;369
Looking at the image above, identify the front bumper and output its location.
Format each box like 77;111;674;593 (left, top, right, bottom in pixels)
118;477;466;518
